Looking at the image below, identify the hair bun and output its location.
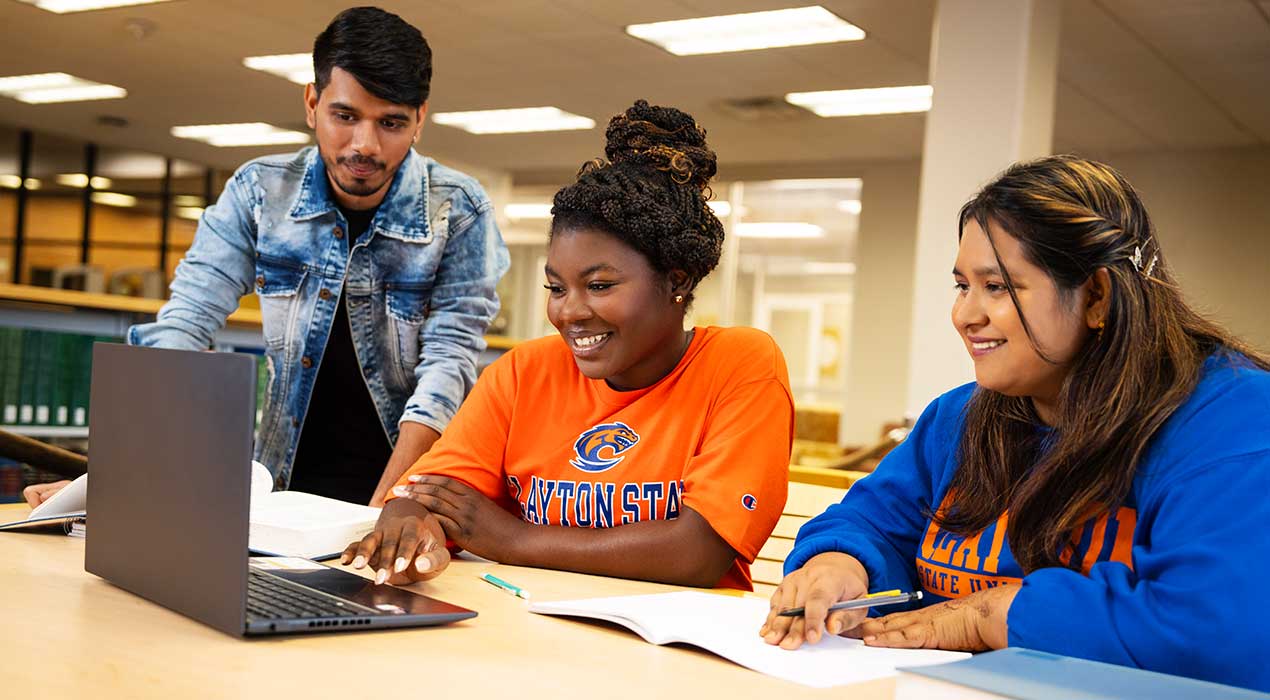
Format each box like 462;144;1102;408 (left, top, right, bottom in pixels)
603;99;717;192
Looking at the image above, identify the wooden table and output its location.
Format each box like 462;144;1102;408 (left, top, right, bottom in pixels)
0;504;892;699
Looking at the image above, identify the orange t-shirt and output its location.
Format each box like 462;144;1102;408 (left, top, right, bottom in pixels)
391;325;794;589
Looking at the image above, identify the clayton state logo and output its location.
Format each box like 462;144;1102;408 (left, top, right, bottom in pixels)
570;421;641;473
741;494;758;511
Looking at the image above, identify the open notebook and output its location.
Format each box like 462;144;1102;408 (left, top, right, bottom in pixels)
529;591;968;688
1;462;379;560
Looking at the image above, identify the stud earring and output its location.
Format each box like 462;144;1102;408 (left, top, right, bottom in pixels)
1097;319;1106;341
673;294;685;304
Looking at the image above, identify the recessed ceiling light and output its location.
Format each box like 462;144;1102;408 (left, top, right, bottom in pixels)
735;223;825;239
786;85;933;117
432;107;594;134
0;73;126;104
504;203;554;220
171;123;310;147
16;0;172;12
243;53;313;85
626;6;864;56
56;174;112;189
91;192;137;207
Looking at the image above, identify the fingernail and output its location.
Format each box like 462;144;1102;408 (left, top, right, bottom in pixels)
424;535;437;551
339;554;349;564
415;556;432;573
392;485;407;496
375;569;388;585
408;474;421;482
352;555;366;569
863;635;875;642
394;557;407;573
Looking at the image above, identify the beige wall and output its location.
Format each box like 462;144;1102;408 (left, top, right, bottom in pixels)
839;145;1270;443
1096;147;1270;352
841;161;921;445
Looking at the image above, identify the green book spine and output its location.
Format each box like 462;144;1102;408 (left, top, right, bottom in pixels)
33;330;57;425
18;329;39;425
70;334;94;427
52;335;72;426
1;328;19;425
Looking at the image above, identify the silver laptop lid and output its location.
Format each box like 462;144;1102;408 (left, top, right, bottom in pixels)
85;343;256;637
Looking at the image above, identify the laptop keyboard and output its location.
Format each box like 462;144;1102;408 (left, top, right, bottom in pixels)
246;569;375;621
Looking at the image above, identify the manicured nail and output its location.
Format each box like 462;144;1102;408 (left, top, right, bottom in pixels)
863;635;875;642
352;555;366;569
375;568;388;585
392;485;408;496
394;557;407;573
408;474;421;482
415;556;432;573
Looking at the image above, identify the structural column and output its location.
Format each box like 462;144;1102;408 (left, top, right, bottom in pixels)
903;0;1061;417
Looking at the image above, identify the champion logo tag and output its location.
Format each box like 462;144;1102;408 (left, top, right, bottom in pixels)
741;494;757;511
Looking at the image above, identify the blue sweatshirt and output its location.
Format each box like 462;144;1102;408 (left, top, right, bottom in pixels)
786;351;1270;691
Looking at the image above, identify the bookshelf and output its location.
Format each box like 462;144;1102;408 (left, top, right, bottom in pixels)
0;282;519;442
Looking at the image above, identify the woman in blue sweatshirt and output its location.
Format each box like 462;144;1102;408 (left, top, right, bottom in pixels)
761;155;1270;692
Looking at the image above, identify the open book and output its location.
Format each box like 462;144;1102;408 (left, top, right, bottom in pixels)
529;591;968;688
1;462;379;560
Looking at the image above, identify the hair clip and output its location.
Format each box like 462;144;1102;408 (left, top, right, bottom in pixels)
1131;245;1143;271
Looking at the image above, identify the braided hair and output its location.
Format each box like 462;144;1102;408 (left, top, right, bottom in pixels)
550;100;725;302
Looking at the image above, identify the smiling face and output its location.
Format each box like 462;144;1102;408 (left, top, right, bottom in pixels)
545;227;690;391
952;218;1093;422
304;66;424;210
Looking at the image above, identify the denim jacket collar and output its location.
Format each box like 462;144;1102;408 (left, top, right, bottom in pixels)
287;147;432;242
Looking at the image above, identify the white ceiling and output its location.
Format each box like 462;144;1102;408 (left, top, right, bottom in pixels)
0;0;1267;183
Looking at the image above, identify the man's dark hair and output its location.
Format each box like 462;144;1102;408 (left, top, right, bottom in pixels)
313;6;432;107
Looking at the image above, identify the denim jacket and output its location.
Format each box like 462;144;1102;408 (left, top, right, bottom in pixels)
129;147;509;488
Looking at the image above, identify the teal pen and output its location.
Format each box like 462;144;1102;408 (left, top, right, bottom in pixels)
480;572;531;600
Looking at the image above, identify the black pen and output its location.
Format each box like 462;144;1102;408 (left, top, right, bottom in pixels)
777;590;922;617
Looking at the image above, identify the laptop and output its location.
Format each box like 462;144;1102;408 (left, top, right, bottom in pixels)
84;342;477;637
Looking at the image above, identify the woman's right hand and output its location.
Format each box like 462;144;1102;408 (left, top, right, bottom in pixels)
760;552;870;649
24;480;70;508
341;497;451;586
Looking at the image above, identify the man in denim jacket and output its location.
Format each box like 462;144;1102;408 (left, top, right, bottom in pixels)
129;8;509;505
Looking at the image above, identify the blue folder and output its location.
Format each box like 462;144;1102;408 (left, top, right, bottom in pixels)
898;647;1269;699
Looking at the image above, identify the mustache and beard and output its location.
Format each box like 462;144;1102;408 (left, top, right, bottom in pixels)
330;153;391;198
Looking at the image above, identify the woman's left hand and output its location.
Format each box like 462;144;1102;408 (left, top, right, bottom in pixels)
391;474;527;562
846;584;1019;651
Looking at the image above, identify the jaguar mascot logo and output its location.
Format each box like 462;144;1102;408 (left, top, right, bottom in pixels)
570;422;641;473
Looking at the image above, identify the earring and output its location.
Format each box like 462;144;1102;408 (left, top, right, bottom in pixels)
1097;319;1106;341
673;294;685;304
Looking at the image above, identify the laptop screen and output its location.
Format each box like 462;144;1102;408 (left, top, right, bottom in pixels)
85;343;258;637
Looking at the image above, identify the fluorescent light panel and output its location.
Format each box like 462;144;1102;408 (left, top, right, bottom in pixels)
172;195;204;207
0;73;126;104
626;6;864;56
243;53;314;85
91;192;137;207
504;203;553;220
432;107;594;135
16;0;171;12
171;122;310;147
787;85;933;117
836;199;862;215
735;223;825;239
56;174;112;189
0;176;41;189
176;206;204;220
